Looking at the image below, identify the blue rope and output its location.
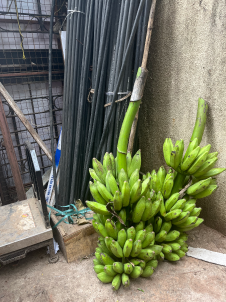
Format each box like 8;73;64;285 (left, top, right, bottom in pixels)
47;204;92;229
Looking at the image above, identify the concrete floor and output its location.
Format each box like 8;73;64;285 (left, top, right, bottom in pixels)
0;225;226;302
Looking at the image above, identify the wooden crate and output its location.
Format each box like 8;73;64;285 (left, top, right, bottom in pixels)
50;211;98;263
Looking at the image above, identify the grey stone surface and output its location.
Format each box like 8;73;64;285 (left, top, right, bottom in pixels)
139;0;226;234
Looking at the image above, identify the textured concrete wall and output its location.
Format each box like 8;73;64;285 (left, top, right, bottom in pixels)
139;0;226;234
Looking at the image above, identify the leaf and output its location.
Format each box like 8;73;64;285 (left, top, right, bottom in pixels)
137;288;144;292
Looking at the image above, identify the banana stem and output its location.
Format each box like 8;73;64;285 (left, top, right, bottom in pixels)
190;98;208;144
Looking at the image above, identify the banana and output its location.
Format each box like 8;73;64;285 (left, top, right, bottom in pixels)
112;274;121;291
150;172;157;192
100;252;115;266
89;169;103;184
146;259;158;269
97;272;114;284
168;243;181;251
179;233;188;241
183;203;196;212
103;152;112;173
143;174;147;181
126;151;132;173
94;265;105;274
149;199;161;218
104;265;117;277
162;176;174;199
160;221;172;233
129;259;142;266
96;181;113;202
89;182;108;205
196;168;226;180
181;146;200;171
175;250;186;258
93;258;101;266
199;144;211;157
145;224;154;233
190;207;202;216
95;252;104;264
170;199;186;211
181;246;188;253
115;157;118;178
135;229;147;242
164;230;180;241
141;266;154;278
156;166;166;192
118;169;129;191
113;191;122;211
113;262;124;274
137;249;155;261
124;263;133;275
183;138;199;162
119;208;127;224
106;171;119;195
162;244;172;254
130;240;142;257
123;239;133;257
170;148;176;169
142;232;155;248
172;211;190;225
186;199;196;205
120;182;129;207
117;229;127;248
129;169;139;189
155;230;167;242
207;152;218;160
148;245;163;255
92;221;108;237
165;193;180;212
93;213;102;223
163;138;174;166
105;237;114;252
141;177;151;197
92;158;107;184
127;226;136;241
122;273;130;287
130;179;142;204
95;247;102;254
164;209;182;221
130;267;144;279
105;219;118;240
175;139;184;169
194;157;218;178
174;239;185;246
154;216;162;233
176;218;204;232
110;240;123;258
193;185;217;198
147;217;155;225
132;196;146;223
178;216;198;228
187;151;209;175
128;150;141;178
157;252;165;261
141;198;152;221
164;253;180;262
109;153;116;178
186;177;212;195
98;242;114;258
135;221;145;233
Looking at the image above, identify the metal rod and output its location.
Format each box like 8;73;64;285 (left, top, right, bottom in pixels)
0;70;64;78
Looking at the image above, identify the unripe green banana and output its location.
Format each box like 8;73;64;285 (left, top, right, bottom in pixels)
186;199;196;205
175;250;186;258
154;216;162;233
142;232;155;248
89;182;108;205
156;191;166;217
135;229;147;242
150;171;157;192
115;157;118;178
164;253;180;262
179;233;188;241
164;230;180;241
105;237;114;252
175;139;184;169
141;177;151;197
113;191;122;211
94;265;105;274
149;199;161;218
115;221;122;232
126;151;132;173
181;246;188;253
121;181;130;207
193;185;217;198
162;176;174;199
118;168;128;191
130;179;142;204
156;166;166;192
148;245;163;255
187;151;209;175
104;265;117;277
135;221;145;233
196;168;226;180
132;196;146;223
168;243;181;251
148;189;156;201
109;153;116;178
103;152;112;173
130;266;143;278
112;274;121;291
186;177;212;195
129;169;139;189
145;224;153;233
137;249;155;261
172;211;190;225
127;226;136;241
190;207;202;216
92;158;107;184
128;150;141;178
207;152;218;160
164;209;182;221
170;199;186;211
124;263;133;274
95;247;102;254
100;252;115;266
122;273;130;287
170;148;176;169
110;240;123;258
160;221;172;233
141;266;154;278
93;213;102;223
183;203;196;213
113;262;124;274
146;259;158;269
147;217;155;225
123;239;133;257
130;240;142;257
143;174;147;181
92;221;108;237
106;171;119;195
155;230;167;242
181;146;200;171
162;244;172;254
98;242;114;258
89;169;103;183
105;219;118;240
176;218;204;231
97;272;114;283
157;252;165;261
119;208;127;224
93;258;102;266
96;181;113;203
163;138;174;166
141;198;152;221
178;216;198;228
199;144;211;156
183;138;199;162
117;229;127;248
165;193;180;212
129;259;142;266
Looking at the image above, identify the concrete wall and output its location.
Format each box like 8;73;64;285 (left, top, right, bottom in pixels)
139;0;226;234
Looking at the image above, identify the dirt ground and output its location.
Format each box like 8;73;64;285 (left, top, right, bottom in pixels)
1;224;226;302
